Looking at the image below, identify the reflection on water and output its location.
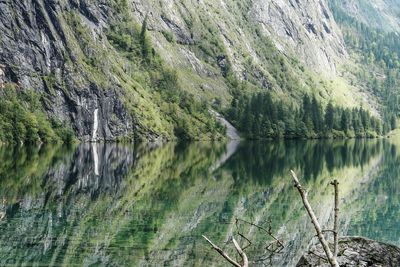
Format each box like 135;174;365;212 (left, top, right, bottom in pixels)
0;139;398;266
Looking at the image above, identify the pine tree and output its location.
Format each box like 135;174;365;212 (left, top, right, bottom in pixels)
340;109;350;132
325;102;335;131
140;14;153;61
302;95;313;134
311;96;324;134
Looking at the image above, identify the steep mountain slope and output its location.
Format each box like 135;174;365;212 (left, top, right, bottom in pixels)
0;0;225;142
0;0;393;142
336;0;400;33
329;0;400;132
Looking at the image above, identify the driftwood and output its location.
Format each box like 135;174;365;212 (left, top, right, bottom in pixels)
203;235;249;267
290;170;339;267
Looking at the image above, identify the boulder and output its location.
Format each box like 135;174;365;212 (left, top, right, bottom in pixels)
297;236;400;267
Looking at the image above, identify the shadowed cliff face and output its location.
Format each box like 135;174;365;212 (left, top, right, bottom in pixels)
0;139;398;266
0;0;136;142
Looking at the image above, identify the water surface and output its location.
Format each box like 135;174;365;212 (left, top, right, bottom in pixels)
0;139;399;266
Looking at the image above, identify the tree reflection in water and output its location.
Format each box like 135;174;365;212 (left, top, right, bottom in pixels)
0;138;398;266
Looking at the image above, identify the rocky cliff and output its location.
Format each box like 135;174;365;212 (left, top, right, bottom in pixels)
0;0;383;141
0;1;143;141
335;0;400;33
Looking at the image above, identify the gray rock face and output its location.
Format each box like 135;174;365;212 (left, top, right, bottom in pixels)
133;0;347;79
338;0;400;33
297;236;400;267
251;0;346;74
0;64;4;88
0;0;135;142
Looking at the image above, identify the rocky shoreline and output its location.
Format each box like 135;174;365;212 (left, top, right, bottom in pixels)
297;236;400;267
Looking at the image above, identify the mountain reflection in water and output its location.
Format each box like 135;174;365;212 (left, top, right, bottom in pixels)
0;139;399;266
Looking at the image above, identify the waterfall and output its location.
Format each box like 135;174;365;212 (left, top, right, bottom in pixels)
92;108;99;142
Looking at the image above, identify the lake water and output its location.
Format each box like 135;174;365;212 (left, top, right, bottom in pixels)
0;139;399;266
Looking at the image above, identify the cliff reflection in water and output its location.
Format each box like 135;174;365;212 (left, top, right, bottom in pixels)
0;139;398;266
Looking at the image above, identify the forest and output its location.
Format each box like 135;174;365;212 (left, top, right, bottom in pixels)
329;0;400;131
223;1;400;140
226;92;388;139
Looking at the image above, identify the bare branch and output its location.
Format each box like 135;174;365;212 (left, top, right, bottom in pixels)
236;218;284;249
232;237;249;267
290;170;339;267
314;229;336;237
309;251;329;262
321;230;336;234
330;180;340;259
202;235;241;267
266;241;284;253
237;233;252;251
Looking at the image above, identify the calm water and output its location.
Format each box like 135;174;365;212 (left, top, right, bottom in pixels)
0;139;399;266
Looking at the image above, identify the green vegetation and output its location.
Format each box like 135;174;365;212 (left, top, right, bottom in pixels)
162;30;176;43
330;0;400;133
0;84;75;144
104;9;225;140
4;0;397;142
227;91;384;139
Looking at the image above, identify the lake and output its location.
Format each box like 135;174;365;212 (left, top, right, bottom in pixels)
0;139;399;266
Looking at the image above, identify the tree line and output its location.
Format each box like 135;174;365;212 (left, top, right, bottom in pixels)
226;92;388;139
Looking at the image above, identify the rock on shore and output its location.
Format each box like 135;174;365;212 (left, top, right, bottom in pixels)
297;236;400;267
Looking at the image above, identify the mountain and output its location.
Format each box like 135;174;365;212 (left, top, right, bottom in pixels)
335;0;400;33
0;0;398;143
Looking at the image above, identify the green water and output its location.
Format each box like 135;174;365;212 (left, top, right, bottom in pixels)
0;139;399;266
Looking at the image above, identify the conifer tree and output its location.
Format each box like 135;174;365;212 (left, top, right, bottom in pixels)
325;102;335;131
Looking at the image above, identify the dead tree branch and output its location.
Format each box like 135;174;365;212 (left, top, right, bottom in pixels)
290;170;339;267
202;235;248;267
309;251;329;262
330;180;340;259
237;233;252;251
233;237;249;267
235;218;284;250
